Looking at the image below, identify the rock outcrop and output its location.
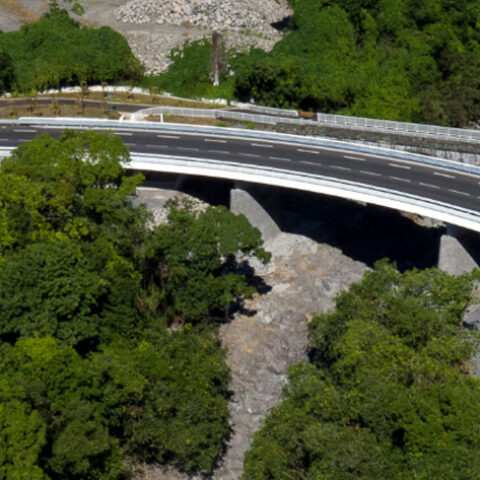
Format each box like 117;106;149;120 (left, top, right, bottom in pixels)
115;0;290;37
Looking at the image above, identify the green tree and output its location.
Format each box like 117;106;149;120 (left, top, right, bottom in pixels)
1;130;147;254
0;48;15;94
0;7;143;92
93;326;230;473
1;337;123;480
243;261;480;480
0;378;48;480
142;200;270;323
0;239;141;350
0;131;270;478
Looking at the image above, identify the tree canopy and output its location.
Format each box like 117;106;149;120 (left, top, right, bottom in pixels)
243;260;480;480
0;6;143;92
0;130;270;478
230;0;480;126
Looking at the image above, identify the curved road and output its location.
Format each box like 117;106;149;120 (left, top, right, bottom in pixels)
1;121;479;227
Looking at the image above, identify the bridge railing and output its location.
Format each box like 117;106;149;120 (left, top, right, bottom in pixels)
131;106;480;145
315;113;480;142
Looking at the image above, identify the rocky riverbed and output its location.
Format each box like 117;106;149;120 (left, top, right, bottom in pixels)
136;184;369;480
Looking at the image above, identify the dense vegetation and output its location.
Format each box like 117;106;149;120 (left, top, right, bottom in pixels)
243;261;480;479
2;0;479;126
150;0;480;126
0;131;270;479
145;39;236;101
0;6;142;93
232;0;480;126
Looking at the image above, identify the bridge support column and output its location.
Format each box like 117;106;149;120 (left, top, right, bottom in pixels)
230;182;281;242
438;225;479;275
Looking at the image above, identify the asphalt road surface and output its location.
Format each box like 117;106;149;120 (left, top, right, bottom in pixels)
0;122;479;216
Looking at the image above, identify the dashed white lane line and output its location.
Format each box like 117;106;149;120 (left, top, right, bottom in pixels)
389;163;411;170
330;165;351;171
344;155;365;162
116;132;132;136
14;129;37;133
0;138;9;141
146;144;168;148
269;156;291;162
300;160;318;166
448;189;470;197
419;182;440;189
205;138;227;143
434;171;455;179
360;170;381;177
125;142;137;146
157;134;180;139
251;142;273;148
239;152;260;158
177;147;199;152
297;148;319;154
208;149;230;154
390;176;411;183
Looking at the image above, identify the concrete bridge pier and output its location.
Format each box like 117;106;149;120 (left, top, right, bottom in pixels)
438;225;480;275
230;182;281;242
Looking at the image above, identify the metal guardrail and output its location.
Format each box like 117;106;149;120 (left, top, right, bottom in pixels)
11;83;480;143
315;113;480;142
231;103;299;118
133;107;217;119
11;117;480;178
131;106;480;145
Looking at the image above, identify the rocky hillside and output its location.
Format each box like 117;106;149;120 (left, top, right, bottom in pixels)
115;0;290;36
0;0;291;75
113;0;291;74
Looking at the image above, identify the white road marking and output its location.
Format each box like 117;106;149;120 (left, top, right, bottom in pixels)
146;144;168;148
251;142;273;148
124;142;137;146
389;176;411;183
0;138;9;141
116;132;132;136
448;189;469;197
300;160;318;166
208;149;230;154
361;170;381;177
434;172;455;179
419;182;440;189
330;165;351;171
269;156;291;162
389;163;411;170
177;147;199;152
448;188;469;196
205;138;227;143
157;134;180;139
297;148;319;154
14;129;36;133
239;152;260;158
344;155;365;162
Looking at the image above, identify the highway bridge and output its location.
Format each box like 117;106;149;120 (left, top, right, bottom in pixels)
1;118;480;234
